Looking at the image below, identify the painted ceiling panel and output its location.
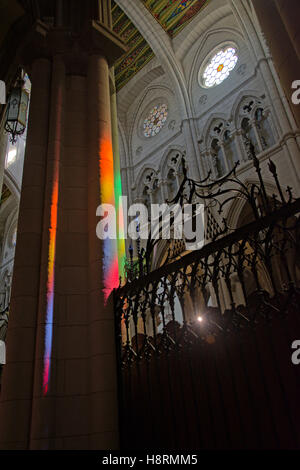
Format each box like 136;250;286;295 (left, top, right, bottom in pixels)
141;0;211;37
112;1;155;92
0;184;12;206
113;0;211;91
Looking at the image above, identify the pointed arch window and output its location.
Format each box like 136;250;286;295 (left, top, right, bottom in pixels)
241;106;275;159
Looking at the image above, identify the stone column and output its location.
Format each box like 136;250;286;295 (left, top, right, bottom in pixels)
231;0;300;188
87;54;119;449
0;57;51;449
27;55;66;449
0;13;126;449
251;0;300;128
251;120;264;154
160;180;168;202
207;151;217;180
148;189;154;205
275;0;300;60
199;150;208;176
98;0;113;28
110;71;126;276
235;130;248;162
219;143;230;173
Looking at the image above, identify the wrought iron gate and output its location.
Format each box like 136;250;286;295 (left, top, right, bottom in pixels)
114;153;300;449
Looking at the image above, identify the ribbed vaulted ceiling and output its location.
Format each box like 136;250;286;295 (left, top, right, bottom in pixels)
113;0;211;91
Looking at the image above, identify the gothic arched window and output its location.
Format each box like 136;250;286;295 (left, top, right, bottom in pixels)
164;151;185;200
239;97;275;159
139;169;162;208
205;118;240;179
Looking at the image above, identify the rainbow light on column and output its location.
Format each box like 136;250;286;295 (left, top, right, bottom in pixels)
111;87;126;280
43;78;63;395
113;150;126;279
43;158;59;396
99;138;120;302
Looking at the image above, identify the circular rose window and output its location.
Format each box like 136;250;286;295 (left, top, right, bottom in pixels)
143;104;168;138
201;46;238;88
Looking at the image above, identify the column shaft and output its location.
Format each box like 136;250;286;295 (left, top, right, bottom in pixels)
29;55;66;449
87;54;119;449
251;0;300;128
0;57;51;449
110;75;126;276
275;0;300;60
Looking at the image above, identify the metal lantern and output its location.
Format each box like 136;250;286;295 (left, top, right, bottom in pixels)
4;77;29;144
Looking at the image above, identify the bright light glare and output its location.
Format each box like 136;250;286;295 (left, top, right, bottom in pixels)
197;316;203;323
7;149;17;165
202;47;238;88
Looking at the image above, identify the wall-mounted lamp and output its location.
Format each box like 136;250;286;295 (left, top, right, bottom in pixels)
4;71;29;144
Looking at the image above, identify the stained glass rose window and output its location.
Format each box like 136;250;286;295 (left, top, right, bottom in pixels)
143;104;168;138
201;46;238;88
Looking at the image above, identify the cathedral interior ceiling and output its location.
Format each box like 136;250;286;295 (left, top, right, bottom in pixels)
113;0;211;92
112;0;155;92
141;0;211;37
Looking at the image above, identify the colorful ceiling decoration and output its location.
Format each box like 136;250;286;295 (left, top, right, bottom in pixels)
112;0;211;91
140;0;211;37
0;184;12;206
112;1;155;92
